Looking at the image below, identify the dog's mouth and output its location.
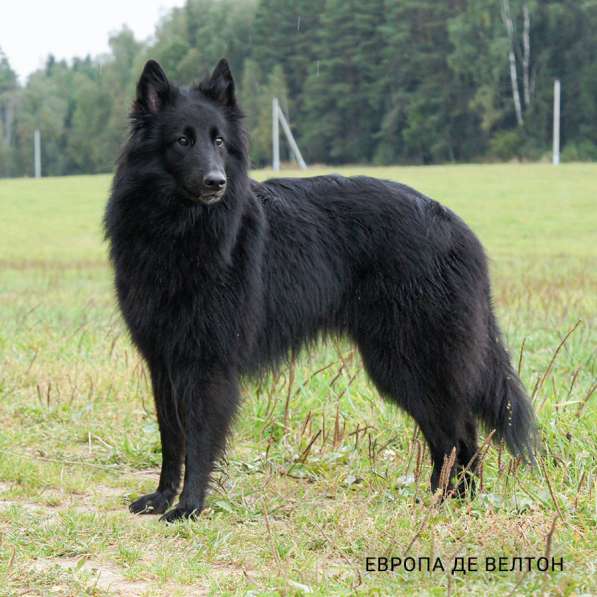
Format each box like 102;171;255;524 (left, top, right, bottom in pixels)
197;191;224;205
182;188;225;206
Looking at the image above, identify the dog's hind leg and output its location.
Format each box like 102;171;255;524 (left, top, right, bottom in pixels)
356;335;479;498
454;416;479;496
129;360;184;515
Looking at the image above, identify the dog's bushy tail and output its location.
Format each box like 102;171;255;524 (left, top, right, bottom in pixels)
478;330;538;463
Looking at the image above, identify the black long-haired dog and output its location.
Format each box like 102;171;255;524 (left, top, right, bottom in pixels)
105;59;537;522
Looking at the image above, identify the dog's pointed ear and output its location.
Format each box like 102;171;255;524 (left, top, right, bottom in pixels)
200;58;236;107
135;60;171;114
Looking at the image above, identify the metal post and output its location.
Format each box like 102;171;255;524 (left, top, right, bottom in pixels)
277;105;307;170
272;97;280;172
553;79;560;166
34;129;41;178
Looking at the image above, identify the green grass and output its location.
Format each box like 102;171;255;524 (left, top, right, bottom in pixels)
0;163;595;595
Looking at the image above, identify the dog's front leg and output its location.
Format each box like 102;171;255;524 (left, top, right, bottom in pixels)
160;368;239;522
129;359;184;515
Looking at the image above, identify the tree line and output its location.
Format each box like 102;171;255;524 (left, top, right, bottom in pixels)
1;0;596;177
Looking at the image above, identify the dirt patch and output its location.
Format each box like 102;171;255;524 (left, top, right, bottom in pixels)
0;482;246;595
0;495;117;519
32;557;156;596
32;557;204;596
128;468;160;480
95;484;129;498
0;482;128;518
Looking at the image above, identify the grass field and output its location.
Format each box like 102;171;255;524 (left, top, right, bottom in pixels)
0;163;595;596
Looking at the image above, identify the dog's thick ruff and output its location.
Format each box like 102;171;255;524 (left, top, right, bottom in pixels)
105;59;537;522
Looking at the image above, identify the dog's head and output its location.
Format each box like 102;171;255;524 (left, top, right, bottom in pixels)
129;58;246;206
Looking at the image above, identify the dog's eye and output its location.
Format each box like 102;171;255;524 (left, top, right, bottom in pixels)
177;136;190;146
215;136;224;147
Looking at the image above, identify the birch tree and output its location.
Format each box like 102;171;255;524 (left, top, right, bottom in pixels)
501;0;534;126
501;0;524;125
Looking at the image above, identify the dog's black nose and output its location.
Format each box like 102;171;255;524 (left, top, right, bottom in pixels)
203;172;227;190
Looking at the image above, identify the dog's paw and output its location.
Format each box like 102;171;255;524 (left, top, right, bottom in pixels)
129;491;173;515
159;504;202;523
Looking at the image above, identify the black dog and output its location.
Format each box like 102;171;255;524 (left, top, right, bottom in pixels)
105;59;536;522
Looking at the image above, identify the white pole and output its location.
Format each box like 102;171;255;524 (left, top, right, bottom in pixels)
553;79;560;166
277;105;307;170
272;97;280;172
34;129;41;178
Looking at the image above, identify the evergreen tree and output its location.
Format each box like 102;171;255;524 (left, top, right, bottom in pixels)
0;49;18;176
376;0;481;164
301;0;386;163
240;58;267;164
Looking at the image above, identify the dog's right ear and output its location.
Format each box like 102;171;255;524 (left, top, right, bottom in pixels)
134;60;171;114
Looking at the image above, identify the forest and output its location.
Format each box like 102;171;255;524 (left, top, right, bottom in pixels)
0;0;596;176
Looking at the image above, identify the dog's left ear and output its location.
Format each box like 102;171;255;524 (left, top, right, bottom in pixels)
200;59;236;107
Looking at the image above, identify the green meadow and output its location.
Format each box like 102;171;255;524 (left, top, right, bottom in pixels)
0;163;595;595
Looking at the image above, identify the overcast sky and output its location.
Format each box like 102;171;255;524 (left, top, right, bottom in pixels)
1;0;186;82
